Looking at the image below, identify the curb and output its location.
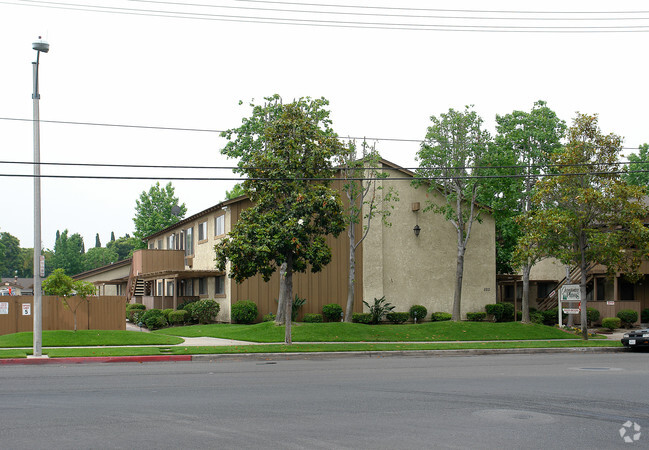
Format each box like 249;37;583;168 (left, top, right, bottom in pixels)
0;355;192;365
0;347;627;365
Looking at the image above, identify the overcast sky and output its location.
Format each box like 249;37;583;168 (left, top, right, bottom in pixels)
1;0;648;251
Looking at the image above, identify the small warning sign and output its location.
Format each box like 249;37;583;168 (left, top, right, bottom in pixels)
0;302;8;314
22;303;31;316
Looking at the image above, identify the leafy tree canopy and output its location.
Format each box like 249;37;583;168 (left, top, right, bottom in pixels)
224;183;246;200
50;229;85;276
0;231;22;277
82;246;119;272
215;95;346;338
133;182;187;248
106;236;140;261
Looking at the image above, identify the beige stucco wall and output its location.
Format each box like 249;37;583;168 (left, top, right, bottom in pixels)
363;174;496;319
528;257;566;281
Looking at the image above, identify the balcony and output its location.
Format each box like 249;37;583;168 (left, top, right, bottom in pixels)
132;249;185;275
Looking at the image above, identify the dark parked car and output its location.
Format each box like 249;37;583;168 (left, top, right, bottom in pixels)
621;329;649;349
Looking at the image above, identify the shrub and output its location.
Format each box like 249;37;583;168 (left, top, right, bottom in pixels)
126;303;146;310
231;300;258;324
145;314;168;330
542;308;560;326
363;296;395;324
602;317;621;331
162;309;174;320
177;298;199;311
130;309;146;325
530;311;545;325
192;299;220;324
431;312;452;322
303;313;323;323
292;295;307;321
642;308;649;323
485;304;504;321
409;305;427;323
141;309;164;325
586;307;601;327
322;303;343;322
168;310;188;325
501;303;515;322
466;312;487;322
262;313;276;322
352;313;373;324
386;312;410;324
183;302;198;324
617;309;638;328
516;308;539;321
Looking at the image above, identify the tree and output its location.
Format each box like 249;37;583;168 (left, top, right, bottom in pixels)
337;140;396;322
50;230;85;276
225;183;246;200
482;101;566;322
110;231;115;242
416;106;490;321
0;231;22;277
520;114;649;339
42;268;96;331
133;182;187;248
624;143;649;189
106;235;139;261
95;233;101;248
82;246;119;271
215;95;346;344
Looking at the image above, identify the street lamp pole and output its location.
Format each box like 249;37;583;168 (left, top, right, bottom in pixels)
32;37;49;358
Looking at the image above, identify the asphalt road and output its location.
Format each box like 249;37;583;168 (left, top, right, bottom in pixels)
1;353;647;449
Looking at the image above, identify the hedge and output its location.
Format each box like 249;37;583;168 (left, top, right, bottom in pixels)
386;312;410;324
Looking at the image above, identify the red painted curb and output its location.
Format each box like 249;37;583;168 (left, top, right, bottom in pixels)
0;355;192;365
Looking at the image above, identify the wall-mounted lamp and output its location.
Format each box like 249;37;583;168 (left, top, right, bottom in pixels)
412;202;421;237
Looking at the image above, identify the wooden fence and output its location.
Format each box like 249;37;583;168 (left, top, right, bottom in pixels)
0;296;126;336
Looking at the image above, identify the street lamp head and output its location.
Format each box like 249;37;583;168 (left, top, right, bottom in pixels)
32;37;49;53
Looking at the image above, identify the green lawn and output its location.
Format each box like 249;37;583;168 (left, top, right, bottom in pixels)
154;321;582;343
0;330;183;348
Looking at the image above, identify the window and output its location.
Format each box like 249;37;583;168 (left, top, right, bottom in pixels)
157;239;163;250
148;241;154;249
215;276;225;295
166;281;174;296
185;227;194;256
215;215;225;236
156;281;163;296
198;221;208;241
199;278;207;295
537;282;556;299
183;279;194;296
167;234;175;250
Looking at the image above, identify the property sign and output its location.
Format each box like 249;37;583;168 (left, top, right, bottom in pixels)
560;284;581;302
22;303;31;316
0;302;8;314
562;308;580;314
607;301;615;306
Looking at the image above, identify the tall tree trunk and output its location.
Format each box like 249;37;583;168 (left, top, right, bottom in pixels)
521;262;531;323
344;222;356;323
283;255;294;344
275;262;288;325
452;246;465;321
580;233;589;340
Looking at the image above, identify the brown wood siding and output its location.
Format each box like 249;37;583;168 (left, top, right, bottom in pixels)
229;184;364;320
0;296;126;335
132;250;185;275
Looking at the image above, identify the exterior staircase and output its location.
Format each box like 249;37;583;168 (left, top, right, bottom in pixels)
537;263;596;311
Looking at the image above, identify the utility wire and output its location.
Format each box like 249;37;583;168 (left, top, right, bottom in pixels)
5;0;649;32
2;169;648;181
1;159;648;172
0;117;644;149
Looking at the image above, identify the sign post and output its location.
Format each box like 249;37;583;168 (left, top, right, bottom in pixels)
559;284;581;327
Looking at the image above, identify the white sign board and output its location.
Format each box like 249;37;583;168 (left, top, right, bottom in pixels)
561;284;581;302
607;301;615;306
562;308;580;315
22;303;31;316
0;302;8;314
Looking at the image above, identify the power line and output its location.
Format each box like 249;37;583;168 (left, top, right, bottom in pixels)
0;117;645;149
132;0;649;21
5;0;649;32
